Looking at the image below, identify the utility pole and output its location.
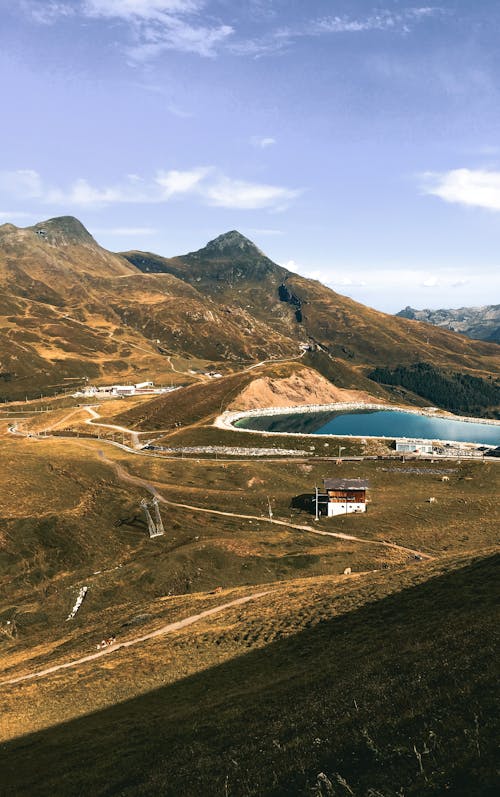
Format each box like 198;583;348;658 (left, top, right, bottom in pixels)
315;485;319;521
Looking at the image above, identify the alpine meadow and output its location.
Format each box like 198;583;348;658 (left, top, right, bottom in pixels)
0;3;499;797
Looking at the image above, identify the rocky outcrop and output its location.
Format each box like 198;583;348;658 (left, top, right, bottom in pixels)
278;283;303;322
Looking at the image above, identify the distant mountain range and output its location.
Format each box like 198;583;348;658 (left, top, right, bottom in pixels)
1;216;499;413
397;305;500;343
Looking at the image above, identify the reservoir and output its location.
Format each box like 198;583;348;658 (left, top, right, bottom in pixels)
235;409;500;446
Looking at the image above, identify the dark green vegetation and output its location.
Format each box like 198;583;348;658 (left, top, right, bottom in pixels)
369;362;500;417
1;554;497;796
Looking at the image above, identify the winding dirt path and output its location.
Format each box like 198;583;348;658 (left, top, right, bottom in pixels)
2;590;271;686
99;452;433;560
83;406;141;449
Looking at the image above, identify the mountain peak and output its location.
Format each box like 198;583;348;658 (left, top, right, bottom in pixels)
396;306;418;319
28;216;98;248
201;230;264;257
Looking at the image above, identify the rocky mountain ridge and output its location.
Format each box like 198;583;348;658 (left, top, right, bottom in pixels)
1;216;499;407
397;304;500;343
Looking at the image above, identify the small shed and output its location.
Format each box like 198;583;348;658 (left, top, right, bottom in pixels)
322;478;369;517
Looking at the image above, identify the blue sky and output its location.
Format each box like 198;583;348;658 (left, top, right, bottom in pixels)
1;0;500;312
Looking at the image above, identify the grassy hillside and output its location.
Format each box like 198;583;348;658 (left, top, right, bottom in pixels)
112;362;312;432
1;553;497;796
1;219;499;406
125;232;500;379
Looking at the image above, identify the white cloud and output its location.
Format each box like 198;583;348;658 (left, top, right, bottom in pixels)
23;0;233;58
82;1;201;19
126;20;233;59
0;210;38;221
230;7;443;57
83;0;233;59
422;276;440;287
311;7;440;35
156;167;211;197
422;168;500;212
251;136;276;148
21;2;442;60
0;169;43;199
21;1;75;24
203;177;300;210
0;167;300;211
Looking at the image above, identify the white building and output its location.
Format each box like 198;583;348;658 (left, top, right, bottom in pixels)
112;385;136;396
135;381;154;389
395;438;434;454
322;478;369;517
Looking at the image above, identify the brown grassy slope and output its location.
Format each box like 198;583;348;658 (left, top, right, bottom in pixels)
2;219;498;404
0;553;497;797
0;220;298;399
124;233;500;377
112;361;380;432
286;273;500;374
4;431;498;666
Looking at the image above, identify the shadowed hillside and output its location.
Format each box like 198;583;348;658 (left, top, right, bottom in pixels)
1;554;497;797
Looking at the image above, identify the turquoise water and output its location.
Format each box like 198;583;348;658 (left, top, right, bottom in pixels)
235;409;500;446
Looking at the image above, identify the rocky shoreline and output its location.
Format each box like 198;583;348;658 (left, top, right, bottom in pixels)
214;401;500;448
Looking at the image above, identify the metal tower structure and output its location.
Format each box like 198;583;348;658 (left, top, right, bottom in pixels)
140;497;165;538
152;497;165;536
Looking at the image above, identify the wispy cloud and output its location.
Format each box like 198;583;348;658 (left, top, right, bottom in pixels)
310;7;439;35
22;0;233;58
130;82;194;117
203;176;299;210
230;7;443;57
21;3;443;60
0;169;43;199
20;1;75;25
422;168;500;212
155;166;211;197
82;1;203;19
85;0;234;59
421;276;440;287
0;210;38;222
0;167;301;211
251;136;276;148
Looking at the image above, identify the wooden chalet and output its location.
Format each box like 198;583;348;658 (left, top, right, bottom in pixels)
322;478;369;517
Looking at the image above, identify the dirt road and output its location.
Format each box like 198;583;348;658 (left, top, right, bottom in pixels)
84;406;141;448
99;452;433;560
2;590;271;686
